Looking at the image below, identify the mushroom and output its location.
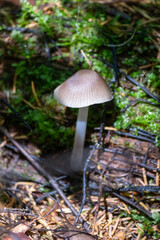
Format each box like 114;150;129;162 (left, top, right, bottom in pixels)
54;69;113;171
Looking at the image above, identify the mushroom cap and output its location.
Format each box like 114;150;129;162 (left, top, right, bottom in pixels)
54;69;113;108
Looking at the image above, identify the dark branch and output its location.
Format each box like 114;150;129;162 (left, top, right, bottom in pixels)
92;56;160;103
122;98;160;113
0;99;32;132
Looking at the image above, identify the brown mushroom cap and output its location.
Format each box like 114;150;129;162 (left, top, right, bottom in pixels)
54;69;113;108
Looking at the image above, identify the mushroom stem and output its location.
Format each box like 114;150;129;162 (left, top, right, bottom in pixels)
71;107;88;171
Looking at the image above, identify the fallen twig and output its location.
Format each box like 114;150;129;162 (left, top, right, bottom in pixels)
122;98;160;113
129;128;156;140
111;130;156;143
74;145;96;225
0;99;32;132
89;174;160;193
112;192;153;218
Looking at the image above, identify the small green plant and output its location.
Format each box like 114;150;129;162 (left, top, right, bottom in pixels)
121;210;160;239
132;210;160;239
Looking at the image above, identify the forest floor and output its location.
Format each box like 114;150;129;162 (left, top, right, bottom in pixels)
0;126;159;239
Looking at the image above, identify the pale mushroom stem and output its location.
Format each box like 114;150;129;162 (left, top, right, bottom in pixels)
71;107;88;171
